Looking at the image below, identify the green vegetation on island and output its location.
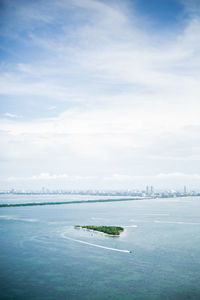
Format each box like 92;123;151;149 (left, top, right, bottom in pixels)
75;225;124;236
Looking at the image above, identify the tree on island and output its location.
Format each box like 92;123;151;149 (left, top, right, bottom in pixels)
75;225;124;236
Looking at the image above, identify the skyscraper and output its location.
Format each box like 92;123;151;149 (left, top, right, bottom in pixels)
150;186;154;195
184;186;187;194
146;185;149;196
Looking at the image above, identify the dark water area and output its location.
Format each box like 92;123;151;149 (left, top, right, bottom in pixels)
0;197;200;299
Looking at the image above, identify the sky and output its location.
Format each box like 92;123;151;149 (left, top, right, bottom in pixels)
1;0;200;191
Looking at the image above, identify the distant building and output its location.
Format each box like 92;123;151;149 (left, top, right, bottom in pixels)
145;185;154;196
150;186;154;195
146;186;149;196
184;186;187;194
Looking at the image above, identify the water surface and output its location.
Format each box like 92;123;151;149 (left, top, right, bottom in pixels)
0;196;200;299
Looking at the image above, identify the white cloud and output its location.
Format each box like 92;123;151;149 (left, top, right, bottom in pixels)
48;106;56;110
1;0;200;189
31;173;68;180
4;113;21;118
3;172;200;191
3;173;96;182
104;172;200;181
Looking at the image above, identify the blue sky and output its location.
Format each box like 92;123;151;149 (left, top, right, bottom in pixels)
1;0;200;190
134;0;184;26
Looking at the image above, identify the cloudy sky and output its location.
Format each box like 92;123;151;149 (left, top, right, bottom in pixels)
1;0;200;191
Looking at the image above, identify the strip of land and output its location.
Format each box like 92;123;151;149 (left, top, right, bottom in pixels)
0;197;143;208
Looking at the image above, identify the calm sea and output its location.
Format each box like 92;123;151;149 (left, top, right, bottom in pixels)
0;195;200;300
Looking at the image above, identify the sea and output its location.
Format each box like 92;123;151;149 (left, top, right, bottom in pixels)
0;194;200;300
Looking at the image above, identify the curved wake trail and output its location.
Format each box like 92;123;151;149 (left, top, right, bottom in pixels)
61;233;131;253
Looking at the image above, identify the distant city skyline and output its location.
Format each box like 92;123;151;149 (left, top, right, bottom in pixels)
0;184;196;194
1;0;200;190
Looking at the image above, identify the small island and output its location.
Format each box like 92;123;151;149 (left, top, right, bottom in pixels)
74;225;124;236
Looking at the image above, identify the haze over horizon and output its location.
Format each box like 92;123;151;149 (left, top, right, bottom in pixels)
1;0;200;190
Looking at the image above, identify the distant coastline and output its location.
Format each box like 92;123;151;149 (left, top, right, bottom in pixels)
0;197;143;208
0;193;198;208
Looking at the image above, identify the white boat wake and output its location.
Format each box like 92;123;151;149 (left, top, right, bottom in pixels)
61;233;131;253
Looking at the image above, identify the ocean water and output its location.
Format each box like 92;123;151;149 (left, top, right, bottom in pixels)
0;196;200;300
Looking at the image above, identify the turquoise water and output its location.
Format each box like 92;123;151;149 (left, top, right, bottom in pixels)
0;197;200;299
